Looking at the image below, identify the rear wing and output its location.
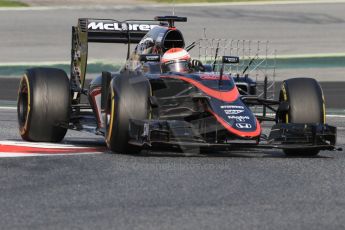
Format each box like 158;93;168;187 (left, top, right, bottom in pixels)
70;18;160;102
81;18;159;43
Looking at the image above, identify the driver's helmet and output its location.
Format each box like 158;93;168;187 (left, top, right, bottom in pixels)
161;48;191;73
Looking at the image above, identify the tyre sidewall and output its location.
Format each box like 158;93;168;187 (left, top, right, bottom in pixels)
106;73;151;153
18;68;70;142
280;77;325;124
279;77;325;156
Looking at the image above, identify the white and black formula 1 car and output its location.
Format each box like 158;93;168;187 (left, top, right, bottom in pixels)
17;16;337;156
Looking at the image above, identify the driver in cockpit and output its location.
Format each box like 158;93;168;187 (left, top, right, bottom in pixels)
160;48;205;73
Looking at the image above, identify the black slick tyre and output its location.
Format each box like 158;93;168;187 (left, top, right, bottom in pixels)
17;68;70;142
279;77;325;156
105;73;151;154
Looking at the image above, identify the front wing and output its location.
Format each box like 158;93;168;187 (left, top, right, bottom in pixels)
128;119;337;152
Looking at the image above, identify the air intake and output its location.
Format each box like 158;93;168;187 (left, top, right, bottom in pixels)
162;30;185;50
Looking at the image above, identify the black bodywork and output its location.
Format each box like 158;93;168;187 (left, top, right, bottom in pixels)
68;16;337;153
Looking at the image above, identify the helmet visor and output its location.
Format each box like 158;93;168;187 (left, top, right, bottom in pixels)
162;60;190;73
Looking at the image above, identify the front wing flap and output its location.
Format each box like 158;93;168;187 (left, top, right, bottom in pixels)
267;123;336;151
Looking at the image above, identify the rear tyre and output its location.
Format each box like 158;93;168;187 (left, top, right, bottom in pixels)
105;73;151;154
278;77;325;156
17;68;70;142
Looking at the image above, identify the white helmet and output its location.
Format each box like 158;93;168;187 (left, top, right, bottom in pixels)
161;48;191;73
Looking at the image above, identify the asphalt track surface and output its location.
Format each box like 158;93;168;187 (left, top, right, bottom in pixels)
1;2;345;62
0;107;345;229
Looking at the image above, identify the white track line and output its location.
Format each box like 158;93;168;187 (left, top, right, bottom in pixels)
0;59;117;66
0;106;16;110
326;115;345;118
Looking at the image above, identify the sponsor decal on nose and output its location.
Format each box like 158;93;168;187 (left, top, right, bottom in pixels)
235;123;252;129
227;115;250;122
224;109;244;115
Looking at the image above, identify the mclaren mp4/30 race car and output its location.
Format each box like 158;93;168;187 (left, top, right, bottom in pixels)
17;16;337;156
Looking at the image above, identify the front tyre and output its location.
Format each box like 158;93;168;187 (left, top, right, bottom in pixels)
17;68;70;142
105;73;151;154
278;77;325;156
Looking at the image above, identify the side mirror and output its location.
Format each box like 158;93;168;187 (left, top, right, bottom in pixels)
140;54;161;62
222;56;239;64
